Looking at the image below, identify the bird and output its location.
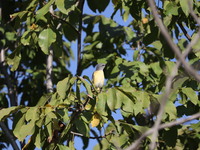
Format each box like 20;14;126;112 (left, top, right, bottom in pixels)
92;63;106;92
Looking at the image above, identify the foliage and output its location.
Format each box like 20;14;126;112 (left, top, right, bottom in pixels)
1;0;200;149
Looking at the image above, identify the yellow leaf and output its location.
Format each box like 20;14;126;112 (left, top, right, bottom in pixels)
91;113;101;127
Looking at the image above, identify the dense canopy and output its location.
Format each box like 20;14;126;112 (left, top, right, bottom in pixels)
1;0;200;149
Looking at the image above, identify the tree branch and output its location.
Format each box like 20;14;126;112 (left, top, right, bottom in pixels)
76;0;85;76
46;6;54;93
0;122;20;150
147;0;200;82
149;61;179;149
46;48;53;93
125;112;200;150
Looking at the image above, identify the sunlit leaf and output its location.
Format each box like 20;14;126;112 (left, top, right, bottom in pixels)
57;76;70;99
0;106;24;121
182;88;198;105
36;0;55;20
55;0;77;15
107;88;117;111
19;121;35;141
25;107;39;122
164;101;177;120
13;113;26;141
97;92;108;116
38;28;56;54
180;0;190;16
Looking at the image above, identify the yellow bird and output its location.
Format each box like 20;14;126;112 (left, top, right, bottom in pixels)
92;64;106;91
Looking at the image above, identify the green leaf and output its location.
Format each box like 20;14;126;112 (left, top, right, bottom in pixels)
133;100;143;115
78;76;93;96
75;119;89;137
165;2;179;16
5;32;16;41
36;0;55;20
115;90;123;109
122;1;130;21
182;88;198;105
57;109;69;122
172;76;189;90
7;48;21;71
150;62;162;77
55;0;77;15
192;33;200;53
56;76;70;99
180;0;190;16
57;144;71;150
25;107;39;122
13;113;26;141
57;76;76;99
93;138;110;150
107;88;117;111
124;26;135;42
38;28;56;54
152;41;162;51
19;121;35;141
164;101;177;120
36;94;52;106
0;106;24;121
120;91;134;114
46;121;53;139
21;30;31;45
34;128;42;148
163;15;172;27
124;123;148;133
97;92;108;116
110;134;128;148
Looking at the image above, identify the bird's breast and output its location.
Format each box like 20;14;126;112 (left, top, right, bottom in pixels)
93;70;105;88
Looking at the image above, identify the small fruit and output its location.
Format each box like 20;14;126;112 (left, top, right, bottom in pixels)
142;18;148;24
91;113;101;127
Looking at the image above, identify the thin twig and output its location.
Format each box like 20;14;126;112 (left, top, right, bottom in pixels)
178;22;191;41
125;112;200;150
147;0;200;82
